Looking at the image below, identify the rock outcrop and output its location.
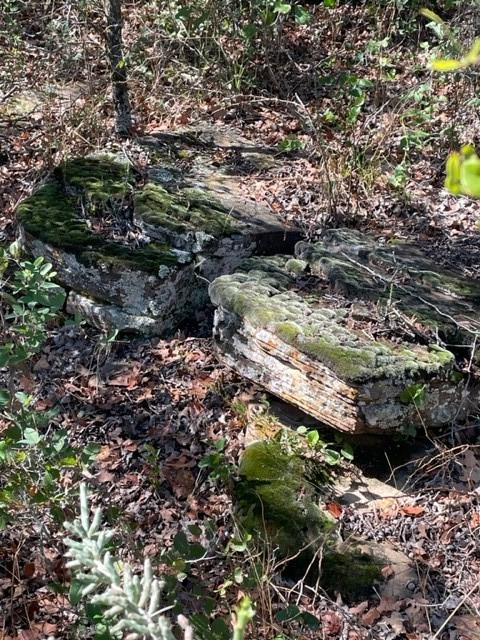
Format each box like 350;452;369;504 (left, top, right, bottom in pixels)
210;229;480;433
237;436;390;599
16;131;480;433
17;131;299;335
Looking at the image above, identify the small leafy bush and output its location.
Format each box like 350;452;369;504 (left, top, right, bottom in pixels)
295;426;354;466
0;245;65;371
0;246;96;526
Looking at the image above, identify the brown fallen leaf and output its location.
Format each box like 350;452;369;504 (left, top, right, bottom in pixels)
349;600;369;616
377;596;397;614
33;355;50;371
31;622;57;636
361;607;381;626
452;614;480;640
400;504;425;516
108;363;141;389
381;564;395;579
470;511;480;529
164;467;195;499
325;501;343;518
321;611;343;635
97;469;115;483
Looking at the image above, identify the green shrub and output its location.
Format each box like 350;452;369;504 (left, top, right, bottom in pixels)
0;245;96;526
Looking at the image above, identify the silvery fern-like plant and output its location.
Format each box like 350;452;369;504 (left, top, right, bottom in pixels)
64;484;176;640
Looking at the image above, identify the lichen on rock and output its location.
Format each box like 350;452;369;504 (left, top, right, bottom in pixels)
210;233;480;432
297;228;480;343
16;140;300;335
210;258;454;384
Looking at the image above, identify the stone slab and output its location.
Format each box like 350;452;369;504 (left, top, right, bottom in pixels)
209;233;480;433
16;131;299;335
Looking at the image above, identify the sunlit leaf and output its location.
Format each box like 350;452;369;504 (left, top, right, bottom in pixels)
461;154;480;198
21;428;41;445
419;8;444;25
294;5;311;25
445;152;461;194
431;58;463;71
273;1;291;15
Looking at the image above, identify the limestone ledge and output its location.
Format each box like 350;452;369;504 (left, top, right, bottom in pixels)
209;250;478;432
16;153;299;334
209;256;454;384
297;228;480;342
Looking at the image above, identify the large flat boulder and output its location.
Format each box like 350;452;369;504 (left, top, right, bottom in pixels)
209;230;480;433
17;131;299;335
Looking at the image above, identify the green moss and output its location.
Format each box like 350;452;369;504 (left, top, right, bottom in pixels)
428;344;455;366
275;321;303;343
55;156;132;201
321;550;384;600
134;182;236;237
450;370;464;383
237;441;336;560
285;258;307;275
237;440;383;595
417;270;480;300
211;264;456;383
298;337;376;380
17;183;179;274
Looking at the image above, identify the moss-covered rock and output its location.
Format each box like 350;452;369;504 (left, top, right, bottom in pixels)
134;182;235;239
210;237;479;432
210;259;454;384
321;549;384;600
55;156;132;201
16;141;301;335
17;181;179;275
237;440;337;561
296;228;480;344
237;438;387;597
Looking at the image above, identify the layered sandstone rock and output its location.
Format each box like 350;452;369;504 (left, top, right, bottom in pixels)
17;130;299;334
210;230;480;433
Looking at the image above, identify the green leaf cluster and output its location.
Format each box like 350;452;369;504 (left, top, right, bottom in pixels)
445;145;480;198
0;245;65;369
0;247;97;527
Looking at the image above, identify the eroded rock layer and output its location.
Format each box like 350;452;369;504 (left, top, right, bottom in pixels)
210;230;480;433
17;132;299;334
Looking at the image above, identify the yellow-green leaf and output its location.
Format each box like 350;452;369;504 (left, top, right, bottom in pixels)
419;8;444;25
431;58;463;72
461;155;480;198
465;38;480;65
445;152;461;194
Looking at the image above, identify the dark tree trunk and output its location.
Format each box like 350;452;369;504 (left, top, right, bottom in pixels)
105;0;132;137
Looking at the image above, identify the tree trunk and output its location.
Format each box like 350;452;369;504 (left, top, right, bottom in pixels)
105;0;132;137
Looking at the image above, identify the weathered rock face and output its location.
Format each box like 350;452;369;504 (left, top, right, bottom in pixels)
16;131;299;335
238;440;338;557
237;437;387;598
210;230;480;433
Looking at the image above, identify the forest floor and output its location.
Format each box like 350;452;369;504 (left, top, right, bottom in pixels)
1;2;480;639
